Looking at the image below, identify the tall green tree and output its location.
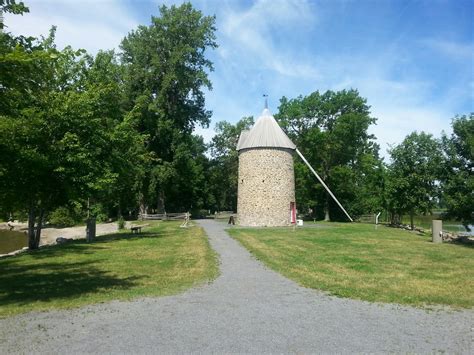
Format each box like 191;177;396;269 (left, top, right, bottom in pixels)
276;89;383;221
81;49;148;219
120;3;217;213
386;132;442;229
208;117;254;211
0;27;145;248
0;28;73;248
440;114;473;230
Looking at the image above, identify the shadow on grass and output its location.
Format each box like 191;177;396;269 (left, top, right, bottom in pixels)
26;243;107;259
94;232;165;243
21;232;169;260
92;231;192;244
452;240;474;249
0;233;170;308
0;227;196;310
0;259;142;307
415;235;474;249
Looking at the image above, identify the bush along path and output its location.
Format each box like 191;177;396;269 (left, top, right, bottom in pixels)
0;220;472;353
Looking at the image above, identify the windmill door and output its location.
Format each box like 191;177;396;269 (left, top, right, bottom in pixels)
290;202;296;224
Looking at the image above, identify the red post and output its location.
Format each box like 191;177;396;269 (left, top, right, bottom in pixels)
290;202;296;224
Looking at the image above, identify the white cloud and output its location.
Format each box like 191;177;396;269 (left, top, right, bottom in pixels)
337;69;452;159
219;0;319;79
370;106;451;160
328;52;454;159
207;1;459;158
4;0;138;53
421;38;474;60
194;126;216;144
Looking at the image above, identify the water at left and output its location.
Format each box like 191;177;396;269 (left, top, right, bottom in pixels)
0;229;28;254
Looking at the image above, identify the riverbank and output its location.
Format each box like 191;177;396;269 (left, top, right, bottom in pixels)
0;221;129;249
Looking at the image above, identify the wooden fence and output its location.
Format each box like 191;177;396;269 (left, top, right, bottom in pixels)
357;214;376;223
139;212;189;221
213;211;237;220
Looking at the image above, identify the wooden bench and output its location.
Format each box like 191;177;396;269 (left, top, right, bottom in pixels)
130;226;142;234
130;223;149;234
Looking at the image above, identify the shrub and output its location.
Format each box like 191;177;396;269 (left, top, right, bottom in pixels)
49;207;76;227
117;216;125;230
90;204;108;223
190;209;209;219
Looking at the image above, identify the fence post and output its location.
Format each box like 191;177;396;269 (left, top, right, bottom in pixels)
432;220;442;243
375;212;381;225
86;217;96;242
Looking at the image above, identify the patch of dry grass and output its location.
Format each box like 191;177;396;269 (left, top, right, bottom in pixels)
229;223;473;308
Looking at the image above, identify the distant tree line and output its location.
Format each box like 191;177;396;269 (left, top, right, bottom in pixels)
0;2;472;250
212;94;472;231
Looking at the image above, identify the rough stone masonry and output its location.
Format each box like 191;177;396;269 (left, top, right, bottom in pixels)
237;147;295;226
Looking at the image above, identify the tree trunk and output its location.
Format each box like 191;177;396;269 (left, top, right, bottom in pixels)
157;190;165;213
324;193;331;221
35;209;44;248
139;193;147;218
410;211;414;230
86;218;96;242
28;205;36;249
28;206;44;250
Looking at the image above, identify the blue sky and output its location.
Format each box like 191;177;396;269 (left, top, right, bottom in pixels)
6;0;474;158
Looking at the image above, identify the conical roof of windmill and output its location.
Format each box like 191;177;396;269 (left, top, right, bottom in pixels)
236;108;296;151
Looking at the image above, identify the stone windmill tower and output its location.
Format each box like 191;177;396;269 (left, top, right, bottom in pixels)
236;104;297;227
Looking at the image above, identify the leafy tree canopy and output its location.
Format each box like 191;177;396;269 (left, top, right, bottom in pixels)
276;89;383;221
0;26;146;248
119;3;217;213
207;117;254;211
440;114;474;230
386;132;442;228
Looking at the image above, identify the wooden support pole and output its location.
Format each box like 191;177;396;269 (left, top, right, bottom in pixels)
295;148;353;222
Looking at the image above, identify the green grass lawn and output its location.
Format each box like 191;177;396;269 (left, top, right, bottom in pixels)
0;221;218;318
229;223;473;308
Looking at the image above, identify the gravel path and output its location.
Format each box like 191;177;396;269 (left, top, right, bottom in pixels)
0;220;472;353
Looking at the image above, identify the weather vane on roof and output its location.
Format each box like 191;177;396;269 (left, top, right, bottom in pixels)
263;94;268;109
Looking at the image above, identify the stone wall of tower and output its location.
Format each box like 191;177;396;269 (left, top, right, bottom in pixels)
237;147;295;227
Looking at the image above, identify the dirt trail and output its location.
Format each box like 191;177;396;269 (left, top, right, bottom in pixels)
1;221;129;246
